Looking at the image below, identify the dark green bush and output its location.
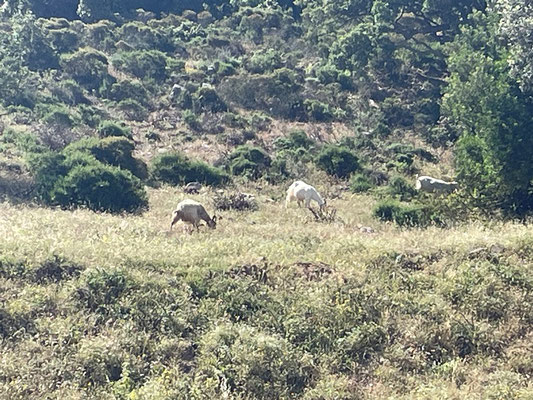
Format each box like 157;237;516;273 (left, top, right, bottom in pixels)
97;120;132;139
61;48;115;91
274;129;315;151
111;50;169;82
350;173;373;193
304;99;335;122
195;86;227;113
116;99;149;122
315;145;359;178
51;79;89;105
42;105;76;127
228;145;271;179
373;199;441;227
150;153;229;186
64;136;148;179
245;49;283;73
52;161;148;213
384;176;418;201
105;80;150;105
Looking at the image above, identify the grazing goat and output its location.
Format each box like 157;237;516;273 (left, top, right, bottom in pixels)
184;181;202;194
285;180;326;209
170;199;217;231
415;175;458;194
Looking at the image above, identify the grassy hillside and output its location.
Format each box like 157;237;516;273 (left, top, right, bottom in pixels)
1;186;532;399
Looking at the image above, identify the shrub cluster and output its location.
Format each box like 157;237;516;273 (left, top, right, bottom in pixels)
150;152;229;186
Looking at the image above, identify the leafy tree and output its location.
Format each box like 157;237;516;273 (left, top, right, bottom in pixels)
443;11;533;216
497;0;533;95
315;145;360;178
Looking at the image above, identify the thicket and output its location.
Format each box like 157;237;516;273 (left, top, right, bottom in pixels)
150;152;229;186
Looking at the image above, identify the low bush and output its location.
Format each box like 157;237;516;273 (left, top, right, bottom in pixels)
373;199;441;227
64;136;148;179
116;99;149;122
52;161;148;213
384;175;417;201
315;145;359;178
150;153;229;186
350;173;373;193
111;50;169;82
228;145;271;179
61;48;115;91
97;120;132;139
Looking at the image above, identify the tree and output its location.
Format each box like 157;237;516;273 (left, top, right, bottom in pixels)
497;0;533;95
443;11;533;216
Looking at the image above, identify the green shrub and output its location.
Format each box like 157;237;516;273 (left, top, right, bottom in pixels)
150;153;229;186
196;324;313;398
384;176;417;201
182;110;200;130
373;199;440;227
97;120;132;139
105;80;150;105
116;99;149;122
111;50;169;82
315;145;359;178
64;136;148;179
228;145;271;179
245;49;283;73
274;129;314;151
195;86;227;113
61;48;115;91
304;99;335;122
52;161;148;213
42;105;76;127
350;173;373;193
51;79;89;105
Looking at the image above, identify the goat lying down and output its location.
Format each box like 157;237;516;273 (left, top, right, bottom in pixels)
285;180;326;209
170;199;217;231
416;175;458;194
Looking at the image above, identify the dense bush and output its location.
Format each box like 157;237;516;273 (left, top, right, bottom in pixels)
150;153;229;186
373;199;441;227
52;161;148;213
60;48;115;91
110;50;169;82
64;136;148;179
383;176;418;202
228;145;271;178
350;173;373;193
29;150;148;213
97;120;132;139
315;145;359;178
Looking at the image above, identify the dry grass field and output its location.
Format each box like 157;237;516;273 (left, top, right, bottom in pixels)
0;184;532;399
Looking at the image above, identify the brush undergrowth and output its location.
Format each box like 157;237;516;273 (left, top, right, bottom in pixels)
0;186;531;399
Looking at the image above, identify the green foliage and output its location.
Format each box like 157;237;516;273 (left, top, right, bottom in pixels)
41;104;76;127
245;49;283;73
116;98;149;122
51;160;148;213
373;199;441;227
329;26;372;72
64;136;148;179
315;145;359;178
350;173;373;193
228;145;272;178
111;50;169;82
97;120;132;139
444;12;533;216
274;129;315;151
61;47;115;90
105;80;150;105
197;324;313;398
150;152;229;186
27;137;148;212
384;175;417;202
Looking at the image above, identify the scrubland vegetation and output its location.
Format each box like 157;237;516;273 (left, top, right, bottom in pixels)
1;188;532;399
0;0;532;398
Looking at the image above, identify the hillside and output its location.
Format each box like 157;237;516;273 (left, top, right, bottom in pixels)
0;0;532;398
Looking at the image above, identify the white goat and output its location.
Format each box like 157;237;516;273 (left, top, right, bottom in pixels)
415;175;458;194
170;199;217;231
285;180;326;209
